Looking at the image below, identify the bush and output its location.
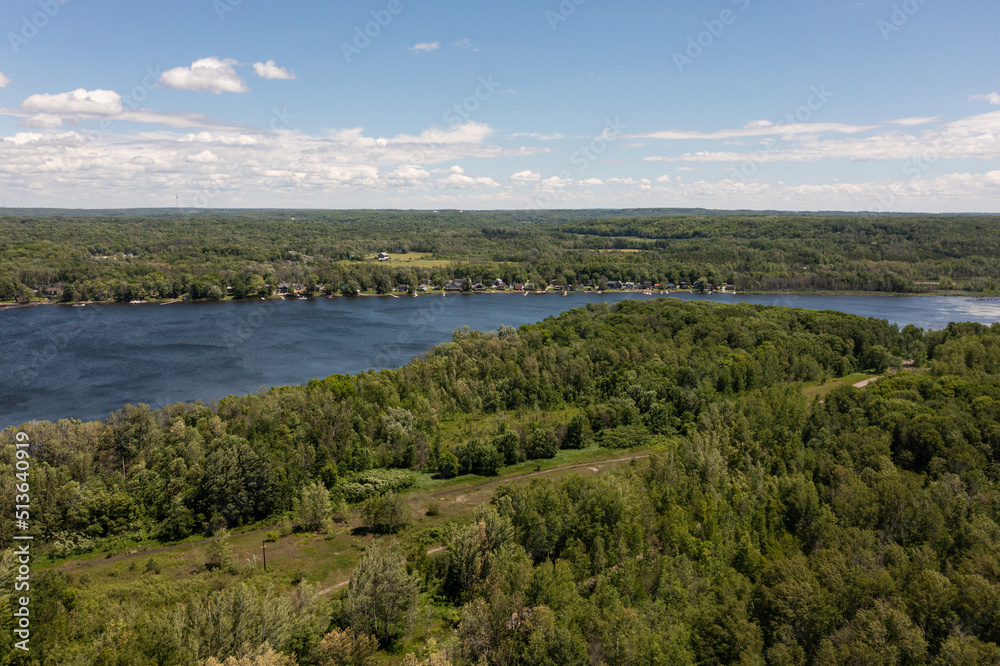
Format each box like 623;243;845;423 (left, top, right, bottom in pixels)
342;469;416;503
437;449;460;479
595;424;651;450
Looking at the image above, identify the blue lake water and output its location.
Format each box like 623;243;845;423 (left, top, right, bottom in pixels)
3;291;1000;428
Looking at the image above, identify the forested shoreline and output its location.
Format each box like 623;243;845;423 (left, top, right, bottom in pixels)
4;210;1000;304
4;299;1000;663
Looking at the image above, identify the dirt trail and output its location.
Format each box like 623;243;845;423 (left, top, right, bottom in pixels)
853;377;879;389
50;455;649;573
318;545;447;596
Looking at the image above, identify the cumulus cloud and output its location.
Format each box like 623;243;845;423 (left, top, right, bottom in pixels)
186;150;220;163
438;166;498;189
160;58;249;94
0;117;543;209
0;72;10;88
253;60;296;80
579;178;604;186
970;92;1000;106
387;164;431;185
409;42;440;54
510;170;541;183
23;114;63;129
21;88;123;116
644;110;1000;164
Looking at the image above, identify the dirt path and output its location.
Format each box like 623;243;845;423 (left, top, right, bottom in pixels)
50;454;650;573
318;545;447;596
853;377;879;389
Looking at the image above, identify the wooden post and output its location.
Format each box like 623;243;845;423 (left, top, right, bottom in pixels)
261;541;267;572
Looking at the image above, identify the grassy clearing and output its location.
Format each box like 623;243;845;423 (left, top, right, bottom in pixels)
42;445;653;628
802;373;879;401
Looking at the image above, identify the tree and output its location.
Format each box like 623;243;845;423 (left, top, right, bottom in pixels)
316;628;378;666
361;491;409;534
205;531;234;571
563;414;589;449
294;481;331;532
203;642;297;666
492;427;522;465
456;439;503;476
346;544;419;648
197;435;275;528
525;427;558;460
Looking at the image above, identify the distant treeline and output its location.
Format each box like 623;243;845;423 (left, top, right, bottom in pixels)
2;210;1000;302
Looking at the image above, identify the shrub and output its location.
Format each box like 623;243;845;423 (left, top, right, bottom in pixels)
342;469;416;503
595;424;651;450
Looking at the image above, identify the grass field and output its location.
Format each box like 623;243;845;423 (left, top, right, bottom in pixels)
40;444;653;656
801;372;879;401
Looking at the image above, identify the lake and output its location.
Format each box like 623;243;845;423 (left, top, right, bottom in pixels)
3;291;1000;428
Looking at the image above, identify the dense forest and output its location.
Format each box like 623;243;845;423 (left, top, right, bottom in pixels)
3;210;1000;303
4;298;1000;663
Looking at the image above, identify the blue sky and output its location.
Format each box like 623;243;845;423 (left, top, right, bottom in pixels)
0;0;998;211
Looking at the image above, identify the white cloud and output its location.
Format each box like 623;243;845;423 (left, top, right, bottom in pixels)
891;116;940;126
21;88;123;116
633;121;879;141
644;110;1000;164
387;164;430;185
409;42;440;54
23;114;63;129
438;167;498;189
510;170;541;183
0;72;10;89
160;58;249;94
579;178;604;186
186;150;220;164
253;60;296;80
539;175;572;189
970;93;1000;106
